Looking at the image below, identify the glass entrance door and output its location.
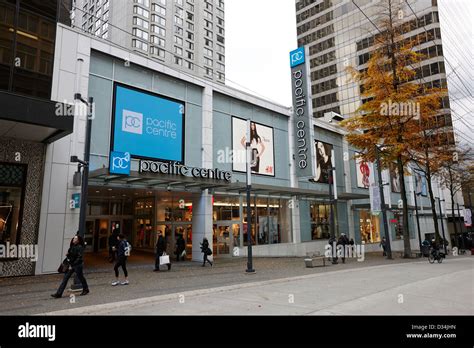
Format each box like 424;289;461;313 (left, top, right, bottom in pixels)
213;224;238;257
172;224;192;260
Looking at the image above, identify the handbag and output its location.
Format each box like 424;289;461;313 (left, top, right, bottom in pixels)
159;252;170;265
180;250;186;258
57;258;70;273
206;248;213;256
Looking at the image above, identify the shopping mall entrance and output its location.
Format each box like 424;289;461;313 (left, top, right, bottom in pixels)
85;187;196;261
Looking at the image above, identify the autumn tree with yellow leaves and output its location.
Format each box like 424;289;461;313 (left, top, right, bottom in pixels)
341;0;447;257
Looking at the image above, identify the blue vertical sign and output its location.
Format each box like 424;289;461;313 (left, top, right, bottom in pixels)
71;193;80;209
290;47;305;68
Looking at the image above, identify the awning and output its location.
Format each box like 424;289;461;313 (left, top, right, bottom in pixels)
0;91;74;143
89;168;369;201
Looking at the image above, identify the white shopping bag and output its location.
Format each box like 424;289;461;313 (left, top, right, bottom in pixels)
180;250;186;258
160;253;170;265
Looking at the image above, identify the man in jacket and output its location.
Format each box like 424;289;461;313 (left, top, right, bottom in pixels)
154;231;171;271
337;233;350;264
176;234;186;262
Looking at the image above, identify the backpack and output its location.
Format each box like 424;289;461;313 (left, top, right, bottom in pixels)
124;241;132;256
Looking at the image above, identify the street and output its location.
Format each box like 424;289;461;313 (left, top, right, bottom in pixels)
39;256;473;316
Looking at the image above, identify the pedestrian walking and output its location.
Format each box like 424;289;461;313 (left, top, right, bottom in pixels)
112;234;130;286
200;237;213;267
176;234;186;262
329;235;338;264
154;231;171;271
108;228;120;263
337;233;350;264
380;237;387;256
51;235;89;298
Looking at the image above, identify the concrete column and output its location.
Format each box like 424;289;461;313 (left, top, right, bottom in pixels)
347;202;355;241
288;112;301;244
36;27;92;275
190;85;214;261
191;193;213;262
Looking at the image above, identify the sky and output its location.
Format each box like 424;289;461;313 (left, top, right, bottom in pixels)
437;0;474;148
225;0;297;107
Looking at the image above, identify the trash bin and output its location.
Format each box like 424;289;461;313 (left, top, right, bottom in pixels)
421;245;430;257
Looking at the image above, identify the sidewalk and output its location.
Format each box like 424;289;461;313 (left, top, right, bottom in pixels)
0;252;463;315
42;257;474;316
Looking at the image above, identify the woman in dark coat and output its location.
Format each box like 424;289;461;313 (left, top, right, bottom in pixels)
154;231;171;271
112;233;130;286
51;235;89;298
200;237;213;267
108;228;120;262
176;234;186;262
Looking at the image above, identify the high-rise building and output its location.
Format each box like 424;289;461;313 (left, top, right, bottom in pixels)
74;0;225;83
295;0;456;145
0;0;74;277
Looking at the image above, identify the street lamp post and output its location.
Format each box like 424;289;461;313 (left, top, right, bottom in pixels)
69;61;93;291
72;94;93;238
245;119;255;273
328;166;336;240
436;197;447;254
413;191;422;252
375;145;392;259
457;203;465;250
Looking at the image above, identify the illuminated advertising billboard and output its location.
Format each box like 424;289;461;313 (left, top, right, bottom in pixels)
111;83;185;163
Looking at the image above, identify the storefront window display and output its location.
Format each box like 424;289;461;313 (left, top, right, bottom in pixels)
243;196;291;246
213;195;240;222
359;210;381;243
310;203;331;240
0;163;26;246
393;211;404;240
135;198;154;249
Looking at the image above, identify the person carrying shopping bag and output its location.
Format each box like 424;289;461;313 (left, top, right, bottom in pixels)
200;237;213;267
51;235;89;298
176;234;186;261
112;233;130;286
154;231;171;271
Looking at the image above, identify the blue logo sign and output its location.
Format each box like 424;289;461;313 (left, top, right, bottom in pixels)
71;193;80;209
113;84;184;162
110;151;131;175
290;47;305;68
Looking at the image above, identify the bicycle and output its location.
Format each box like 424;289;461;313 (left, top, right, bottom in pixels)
428;248;445;264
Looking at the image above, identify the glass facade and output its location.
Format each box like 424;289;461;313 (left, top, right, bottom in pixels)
295;0;454;144
310;203;331;240
85;188;294;259
0;0;71;99
358;209;381;244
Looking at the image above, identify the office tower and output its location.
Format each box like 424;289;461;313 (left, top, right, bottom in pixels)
75;0;225;83
295;0;458;145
